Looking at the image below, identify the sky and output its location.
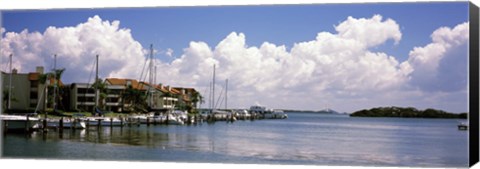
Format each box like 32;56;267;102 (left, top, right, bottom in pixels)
0;2;470;113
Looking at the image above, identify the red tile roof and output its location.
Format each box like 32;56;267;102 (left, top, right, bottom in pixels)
106;78;145;90
28;73;39;81
105;78;195;99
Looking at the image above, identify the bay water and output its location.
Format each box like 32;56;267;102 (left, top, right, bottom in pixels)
1;112;468;167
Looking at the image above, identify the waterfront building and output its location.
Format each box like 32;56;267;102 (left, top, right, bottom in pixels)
105;78;146;112
145;82;179;112
158;84;180;111
68;83;96;112
1;67;49;113
1;68;199;114
173;87;198;110
104;82;125;112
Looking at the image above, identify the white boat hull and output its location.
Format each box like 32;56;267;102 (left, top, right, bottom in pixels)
46;119;86;129
84;118;126;127
1;115;40;131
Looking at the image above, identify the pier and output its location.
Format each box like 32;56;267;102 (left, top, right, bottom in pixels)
1;107;289;137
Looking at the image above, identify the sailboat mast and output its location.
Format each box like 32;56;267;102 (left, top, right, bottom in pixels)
212;64;216;111
149;44;154;107
154;65;157;87
8;54;12;110
208;82;212;110
225;79;228;110
94;54;99;111
53;54;57;111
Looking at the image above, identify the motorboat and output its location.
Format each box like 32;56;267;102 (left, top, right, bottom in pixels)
212;110;229;121
172;110;188;122
84;117;126;127
249;106;288;119
166;113;184;125
46;118;86;129
272;109;288;119
249;105;268;114
0;114;41;131
235;109;251;120
458;122;468;130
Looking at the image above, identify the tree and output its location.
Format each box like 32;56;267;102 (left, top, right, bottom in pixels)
350;106;466;119
51;68;65;111
122;85;148;113
191;91;204;109
92;78;108;110
38;73;49;116
37;68;65;116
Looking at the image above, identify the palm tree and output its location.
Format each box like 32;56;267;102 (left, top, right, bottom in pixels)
38;68;65;117
122;85;147;113
38;73;49;117
91;78;107;110
52;68;65;112
191;91;204;109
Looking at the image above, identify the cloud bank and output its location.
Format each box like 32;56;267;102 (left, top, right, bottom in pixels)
1;15;145;83
1;15;469;113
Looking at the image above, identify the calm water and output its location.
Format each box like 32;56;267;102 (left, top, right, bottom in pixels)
1;113;468;167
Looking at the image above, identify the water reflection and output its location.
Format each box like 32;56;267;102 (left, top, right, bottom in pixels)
27;126;214;153
3;113;468;167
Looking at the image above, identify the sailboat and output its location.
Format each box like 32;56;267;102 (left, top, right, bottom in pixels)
82;55;125;127
207;65;236;122
45;54;86;129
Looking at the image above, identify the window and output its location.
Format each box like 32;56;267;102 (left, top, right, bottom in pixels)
30;92;38;99
77;88;94;94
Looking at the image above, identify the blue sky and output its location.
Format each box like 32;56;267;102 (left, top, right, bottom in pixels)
0;2;471;113
2;2;468;62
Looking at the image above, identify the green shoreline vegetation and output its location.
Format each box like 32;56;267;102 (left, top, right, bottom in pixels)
350;106;467;119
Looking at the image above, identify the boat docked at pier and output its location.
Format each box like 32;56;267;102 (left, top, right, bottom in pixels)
249;106;288;119
270;110;288;119
235;109;251;120
166;113;184;125
128;111;187;125
46;118;86;129
0;114;41;132
84;117;126;127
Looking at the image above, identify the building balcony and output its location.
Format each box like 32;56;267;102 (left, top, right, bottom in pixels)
77;102;95;106
162;97;178;101
78;93;95;97
107;94;121;98
162;105;175;109
106;102;121;106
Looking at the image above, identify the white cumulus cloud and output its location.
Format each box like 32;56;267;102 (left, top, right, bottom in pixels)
335;14;402;47
154;15;410;111
165;48;174;57
403;22;469;92
1;14;469;113
1;15;145;83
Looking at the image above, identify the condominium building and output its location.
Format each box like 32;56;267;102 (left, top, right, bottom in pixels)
1;67;47;113
105;83;125;112
2;68;199;114
154;84;179;111
69;83;95;112
173;87;198;109
69;81;127;113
